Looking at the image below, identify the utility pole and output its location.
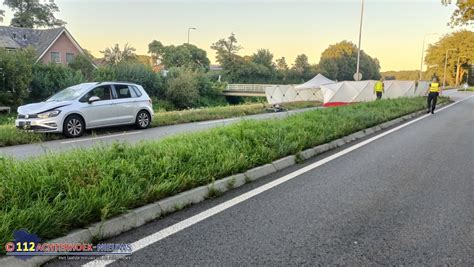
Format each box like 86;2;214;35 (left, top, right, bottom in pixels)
355;0;364;81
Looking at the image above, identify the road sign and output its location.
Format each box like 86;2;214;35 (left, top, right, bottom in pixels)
353;72;363;81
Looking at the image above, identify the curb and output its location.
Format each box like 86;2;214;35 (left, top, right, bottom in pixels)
0;105;445;266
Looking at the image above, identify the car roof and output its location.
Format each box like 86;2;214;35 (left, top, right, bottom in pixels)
93;81;139;86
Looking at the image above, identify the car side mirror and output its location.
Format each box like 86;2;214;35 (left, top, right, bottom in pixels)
88;96;100;104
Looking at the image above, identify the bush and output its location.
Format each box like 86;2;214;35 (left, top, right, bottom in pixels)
152;98;175;112
0;48;36;106
195;74;227;107
29;64;86;102
94;64;163;97
165;68;200;109
69;54;96;81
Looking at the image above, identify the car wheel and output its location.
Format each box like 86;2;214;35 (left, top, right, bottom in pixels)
136;110;151;129
63;115;85;138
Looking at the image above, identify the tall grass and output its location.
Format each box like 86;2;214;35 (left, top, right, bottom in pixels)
0;102;321;147
0;97;445;250
153;101;321;126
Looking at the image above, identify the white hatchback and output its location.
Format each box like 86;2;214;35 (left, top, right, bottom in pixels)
15;82;154;138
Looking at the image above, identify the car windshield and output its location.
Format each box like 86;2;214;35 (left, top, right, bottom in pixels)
46;84;92;102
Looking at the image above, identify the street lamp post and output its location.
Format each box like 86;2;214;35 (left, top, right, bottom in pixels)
355;0;364;81
443;48;456;89
419;33;438;81
187;27;196;44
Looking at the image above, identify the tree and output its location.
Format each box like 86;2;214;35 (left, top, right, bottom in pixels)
210;33;242;65
292;54;311;75
318;41;381;81
3;0;65;28
210;33;246;82
276;57;289;71
442;0;474;27
100;44;137;65
148;40;165;63
148;41;210;71
425;30;474;85
275;57;290;83
288;54;317;82
183;44;210;71
68;54;95;81
136;55;152;66
252;49;275;69
380;70;419;81
0;48;36;106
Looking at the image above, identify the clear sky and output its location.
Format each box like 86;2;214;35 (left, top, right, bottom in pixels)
1;0;468;71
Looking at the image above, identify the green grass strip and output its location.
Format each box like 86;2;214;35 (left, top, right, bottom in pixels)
0;102;321;147
0;97;448;251
457;87;474;92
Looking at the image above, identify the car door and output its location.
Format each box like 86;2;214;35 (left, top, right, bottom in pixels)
79;85;118;128
111;84;139;124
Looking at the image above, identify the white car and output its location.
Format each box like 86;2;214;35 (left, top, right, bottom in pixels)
15;82;154;138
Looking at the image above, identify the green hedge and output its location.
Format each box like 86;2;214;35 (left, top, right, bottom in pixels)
0;97;445;250
29;64;86;103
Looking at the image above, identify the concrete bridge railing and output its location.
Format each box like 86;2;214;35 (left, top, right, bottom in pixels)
222;84;277;97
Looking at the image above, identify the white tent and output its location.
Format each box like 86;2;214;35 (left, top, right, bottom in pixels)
415;81;430;96
265;85;324;104
294;74;335;90
351;81;378;102
320;81;376;104
320;80;427;105
266;78;429;106
383;80;416;98
264;74;335;104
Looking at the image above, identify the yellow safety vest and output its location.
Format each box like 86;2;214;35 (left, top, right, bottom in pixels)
374;81;384;92
429;83;440;93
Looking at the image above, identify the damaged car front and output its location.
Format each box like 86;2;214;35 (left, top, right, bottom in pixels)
15;83;94;133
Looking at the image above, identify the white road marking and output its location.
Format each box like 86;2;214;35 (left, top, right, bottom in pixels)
83;95;473;267
61;131;143;144
198;118;238;125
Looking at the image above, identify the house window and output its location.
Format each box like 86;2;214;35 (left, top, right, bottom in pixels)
66;53;75;64
50;52;60;63
12;33;16;39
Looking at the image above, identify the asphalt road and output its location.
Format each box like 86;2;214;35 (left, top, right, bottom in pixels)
0;107;318;159
44;91;473;266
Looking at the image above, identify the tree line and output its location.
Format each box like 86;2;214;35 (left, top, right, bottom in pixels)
382;30;473;85
0;0;471;110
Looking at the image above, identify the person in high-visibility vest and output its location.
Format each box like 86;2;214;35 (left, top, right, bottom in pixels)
374;78;384;100
426;77;441;114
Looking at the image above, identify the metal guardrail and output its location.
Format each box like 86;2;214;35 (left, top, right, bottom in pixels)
224;84;277;92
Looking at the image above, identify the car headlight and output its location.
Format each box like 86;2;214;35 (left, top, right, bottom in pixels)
37;110;61;119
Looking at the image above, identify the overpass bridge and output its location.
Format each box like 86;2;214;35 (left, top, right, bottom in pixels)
222;84;276;97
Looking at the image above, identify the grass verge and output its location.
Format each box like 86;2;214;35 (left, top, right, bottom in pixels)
0;102;321;147
457;87;474;92
0;96;449;252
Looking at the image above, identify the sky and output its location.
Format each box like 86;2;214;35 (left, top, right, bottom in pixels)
1;0;469;71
